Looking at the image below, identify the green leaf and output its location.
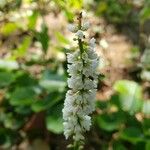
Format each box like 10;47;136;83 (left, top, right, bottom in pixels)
0;128;20;148
46;104;63;134
146;141;150;150
140;6;150;23
36;23;49;53
31;93;63;112
113;80;143;114
0;71;15;87
28;11;39;30
96;112;126;131
0;22;18;36
15;71;37;87
13;36;32;57
39;70;66;92
112;141;127;150
142;101;150;115
143;118;150;136
96;100;108;110
10;87;37;106
3;113;24;130
64;10;74;22
0;59;19;70
120;127;144;144
55;31;69;45
46;115;63;134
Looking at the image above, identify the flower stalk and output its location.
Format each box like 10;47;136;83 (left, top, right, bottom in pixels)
63;12;99;149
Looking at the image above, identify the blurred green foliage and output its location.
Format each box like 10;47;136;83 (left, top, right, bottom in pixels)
0;0;150;149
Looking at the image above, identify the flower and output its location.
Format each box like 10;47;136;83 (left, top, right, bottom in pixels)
81;22;90;31
75;30;84;39
63;15;99;146
68;24;78;33
89;38;96;48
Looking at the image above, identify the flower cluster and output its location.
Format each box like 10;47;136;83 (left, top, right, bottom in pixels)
62;15;99;145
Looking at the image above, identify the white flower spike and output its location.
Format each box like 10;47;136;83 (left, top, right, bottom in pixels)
63;12;99;149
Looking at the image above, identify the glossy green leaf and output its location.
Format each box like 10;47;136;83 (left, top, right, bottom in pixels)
112;141;127;150
120;127;144;144
36;23;49;53
142;101;150;115
96;100;108;110
113;80;143;114
0;72;15;87
10;87;37;106
46;104;63;134
0;22;18;36
146;141;150;150
39;70;66;92
96;112;126;131
140;6;150;23
13;36;32;57
143;118;150;136
46;115;63;134
3;113;24;130
15;71;37;87
55;31;69;45
28;11;39;30
31;93;62;112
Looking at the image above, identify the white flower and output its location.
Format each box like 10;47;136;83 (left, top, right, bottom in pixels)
67;60;83;76
63;17;99;144
81;22;90;31
89;38;96;48
82;52;89;62
68;24;78;33
82;58;99;78
84;78;97;90
67;76;84;90
87;49;98;59
76;30;84;39
66;50;80;64
81;116;91;131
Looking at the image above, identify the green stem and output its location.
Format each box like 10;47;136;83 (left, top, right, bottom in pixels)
71;12;85;150
73;141;80;150
78;12;84;54
78;39;84;54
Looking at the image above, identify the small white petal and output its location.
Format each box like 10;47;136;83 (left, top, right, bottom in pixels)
81;116;91;131
66;50;80;64
81;22;90;31
68;24;78;33
90;38;96;48
76;30;84;39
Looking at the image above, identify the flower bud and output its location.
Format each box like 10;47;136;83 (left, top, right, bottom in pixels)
76;30;84;39
81;22;90;31
68;24;78;33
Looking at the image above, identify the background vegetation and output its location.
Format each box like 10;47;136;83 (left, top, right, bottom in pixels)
0;0;150;149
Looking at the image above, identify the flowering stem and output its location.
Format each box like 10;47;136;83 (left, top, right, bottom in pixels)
73;141;79;150
78;39;84;54
78;12;84;54
63;11;99;150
